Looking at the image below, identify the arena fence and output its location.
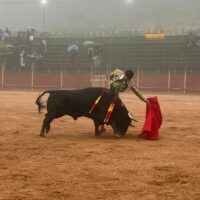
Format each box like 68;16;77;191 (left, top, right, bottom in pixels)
0;64;200;94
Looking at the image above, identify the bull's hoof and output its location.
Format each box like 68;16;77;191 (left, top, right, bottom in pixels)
95;131;102;137
113;132;123;138
40;134;45;137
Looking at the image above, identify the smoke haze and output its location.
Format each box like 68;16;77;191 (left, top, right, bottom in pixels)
0;0;199;32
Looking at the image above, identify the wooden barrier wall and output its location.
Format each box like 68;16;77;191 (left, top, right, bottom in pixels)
0;71;200;94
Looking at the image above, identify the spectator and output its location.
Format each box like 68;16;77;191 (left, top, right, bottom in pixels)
88;47;94;65
4;27;11;37
29;28;35;44
93;46;102;67
69;48;78;66
41;32;47;52
0;29;4;41
20;50;26;68
29;34;34;43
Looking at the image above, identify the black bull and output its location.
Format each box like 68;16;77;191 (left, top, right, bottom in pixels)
35;87;134;137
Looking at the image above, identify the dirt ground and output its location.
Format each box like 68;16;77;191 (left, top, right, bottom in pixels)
0;90;200;200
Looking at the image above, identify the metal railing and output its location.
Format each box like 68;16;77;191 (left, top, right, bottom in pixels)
1;64;200;94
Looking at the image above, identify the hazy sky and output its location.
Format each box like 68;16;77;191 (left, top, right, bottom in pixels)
0;0;200;32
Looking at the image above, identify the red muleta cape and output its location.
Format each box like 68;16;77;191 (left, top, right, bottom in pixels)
139;96;162;140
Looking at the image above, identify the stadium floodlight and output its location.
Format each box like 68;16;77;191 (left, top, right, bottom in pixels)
41;0;47;32
125;0;134;32
126;0;134;4
41;0;47;5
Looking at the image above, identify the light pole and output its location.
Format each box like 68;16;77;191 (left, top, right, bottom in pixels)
41;0;47;32
126;0;134;33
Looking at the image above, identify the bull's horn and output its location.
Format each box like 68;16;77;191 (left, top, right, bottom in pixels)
129;124;135;127
128;112;138;122
128;112;133;119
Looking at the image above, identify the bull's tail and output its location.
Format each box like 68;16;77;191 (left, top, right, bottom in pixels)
35;90;53;113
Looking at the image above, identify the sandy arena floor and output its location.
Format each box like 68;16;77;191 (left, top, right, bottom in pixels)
0;90;200;200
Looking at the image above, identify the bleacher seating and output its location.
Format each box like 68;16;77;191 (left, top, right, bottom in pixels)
38;34;200;70
4;34;200;71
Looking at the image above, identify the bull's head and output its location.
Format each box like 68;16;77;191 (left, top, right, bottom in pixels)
110;100;134;136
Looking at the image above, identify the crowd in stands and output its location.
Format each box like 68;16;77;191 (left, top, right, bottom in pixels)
1;27;200;72
187;31;200;47
0;27;47;71
1;27;105;71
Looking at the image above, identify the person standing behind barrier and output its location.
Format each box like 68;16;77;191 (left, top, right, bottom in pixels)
41;32;47;52
0;29;4;42
88;47;94;66
4;27;11;37
20;49;26;68
95;46;102;67
4;27;11;43
70;48;78;66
